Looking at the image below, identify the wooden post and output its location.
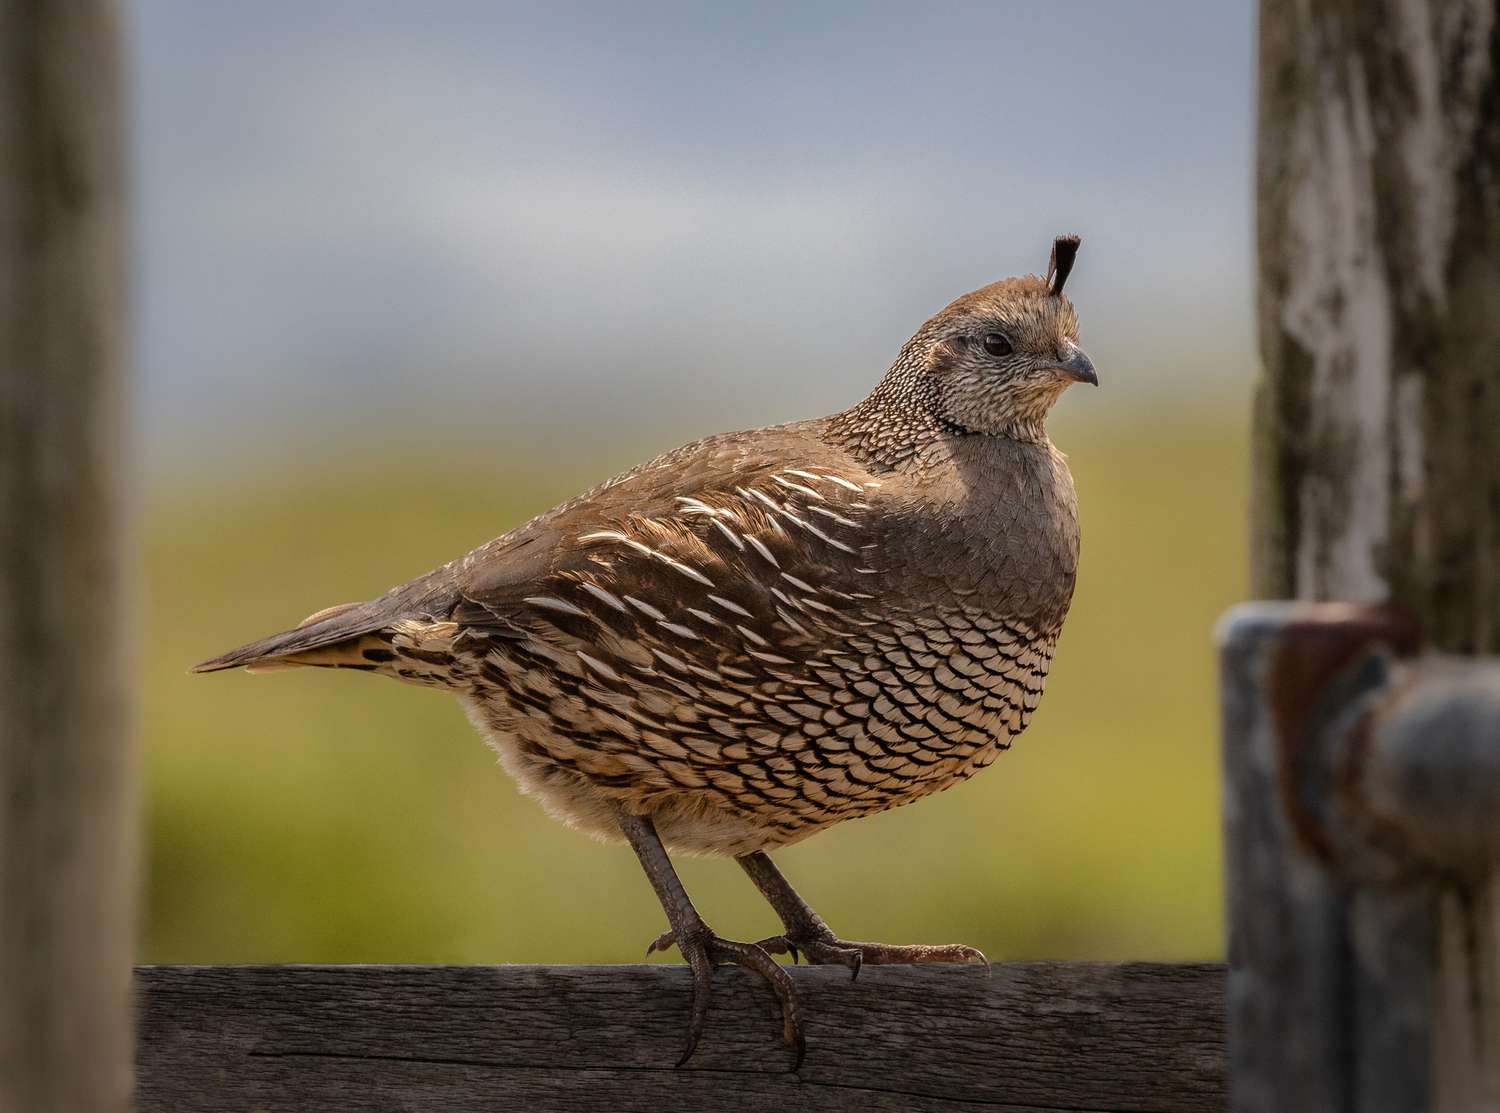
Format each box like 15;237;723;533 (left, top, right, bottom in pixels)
0;3;134;1112
1254;0;1500;626
1234;0;1500;1109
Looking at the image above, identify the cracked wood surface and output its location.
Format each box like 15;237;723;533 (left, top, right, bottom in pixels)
136;962;1225;1112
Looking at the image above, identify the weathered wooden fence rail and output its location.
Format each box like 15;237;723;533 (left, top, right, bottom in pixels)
135;963;1227;1113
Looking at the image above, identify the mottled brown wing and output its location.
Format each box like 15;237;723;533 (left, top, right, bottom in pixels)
448;427;884;660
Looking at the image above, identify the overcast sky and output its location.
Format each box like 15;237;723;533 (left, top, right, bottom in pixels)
129;2;1256;469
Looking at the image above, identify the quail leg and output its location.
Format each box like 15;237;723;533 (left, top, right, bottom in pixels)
737;851;989;976
616;810;803;1068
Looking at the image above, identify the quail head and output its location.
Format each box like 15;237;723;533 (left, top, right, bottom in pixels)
197;234;1097;1067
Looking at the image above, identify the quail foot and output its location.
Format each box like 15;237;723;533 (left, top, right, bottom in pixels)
196;234;1097;1068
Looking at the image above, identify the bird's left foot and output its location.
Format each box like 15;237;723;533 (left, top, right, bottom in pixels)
650;924;988;980
729;851;989;979
756;926;989;979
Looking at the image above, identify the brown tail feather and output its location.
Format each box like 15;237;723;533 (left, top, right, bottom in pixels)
193;564;461;675
243;625;460;689
192;602;393;674
242;636;389;674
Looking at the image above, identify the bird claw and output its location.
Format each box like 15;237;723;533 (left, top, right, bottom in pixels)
645;928;676;957
650;925;804;1070
758;927;987;978
755;933;863;979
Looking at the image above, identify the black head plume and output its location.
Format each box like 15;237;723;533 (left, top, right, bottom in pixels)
1046;234;1081;297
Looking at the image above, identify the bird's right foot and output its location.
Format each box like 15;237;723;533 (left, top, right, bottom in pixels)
646;924;803;1068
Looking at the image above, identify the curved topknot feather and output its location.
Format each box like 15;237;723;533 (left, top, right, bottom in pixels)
1046;234;1081;297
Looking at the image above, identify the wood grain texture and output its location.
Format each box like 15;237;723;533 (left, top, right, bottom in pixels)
1253;0;1500;645
136;963;1225;1113
0;2;134;1112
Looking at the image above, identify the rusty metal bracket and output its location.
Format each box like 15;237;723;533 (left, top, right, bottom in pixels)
1257;602;1500;885
1265;604;1421;880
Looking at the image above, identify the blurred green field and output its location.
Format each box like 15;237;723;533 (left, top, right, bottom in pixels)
144;407;1247;964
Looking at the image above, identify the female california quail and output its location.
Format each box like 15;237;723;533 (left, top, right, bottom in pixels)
196;234;1096;1066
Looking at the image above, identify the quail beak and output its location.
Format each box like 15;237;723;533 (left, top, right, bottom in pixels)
1054;342;1099;387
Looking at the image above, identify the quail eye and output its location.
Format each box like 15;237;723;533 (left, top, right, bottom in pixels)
981;333;1012;358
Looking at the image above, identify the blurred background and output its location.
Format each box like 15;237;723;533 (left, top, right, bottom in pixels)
135;1;1253;964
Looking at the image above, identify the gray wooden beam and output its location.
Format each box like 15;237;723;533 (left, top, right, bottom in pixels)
1218;604;1354;1113
136;963;1226;1113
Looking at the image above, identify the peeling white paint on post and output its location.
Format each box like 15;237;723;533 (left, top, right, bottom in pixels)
1393;375;1425;522
1278;31;1392;602
1255;0;1499;626
1391;0;1497;309
1393;0;1456;308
